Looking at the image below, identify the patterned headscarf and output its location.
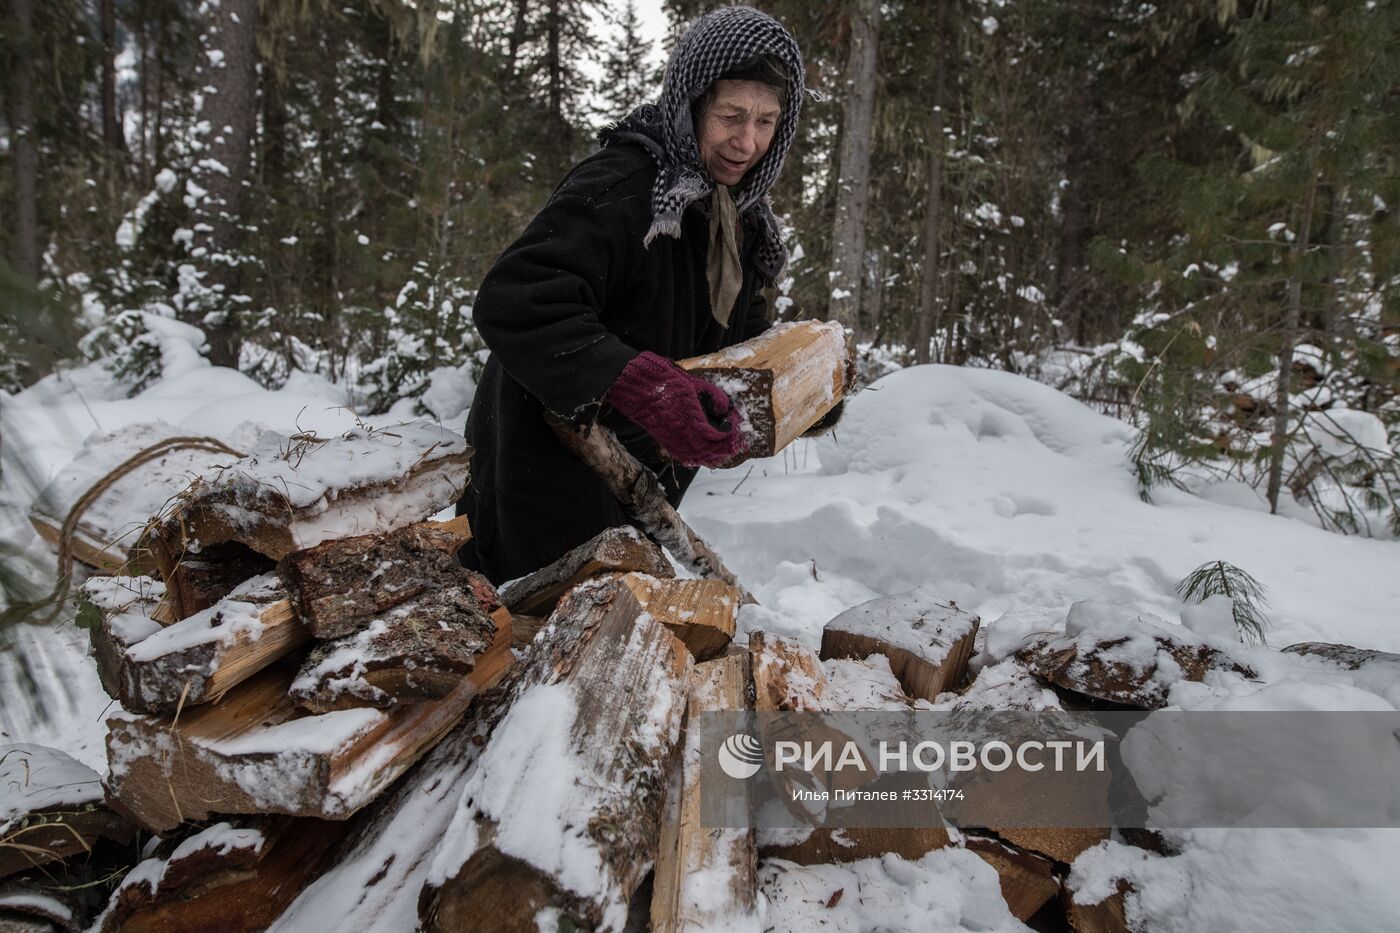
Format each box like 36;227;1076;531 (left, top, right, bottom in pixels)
598;5;805;287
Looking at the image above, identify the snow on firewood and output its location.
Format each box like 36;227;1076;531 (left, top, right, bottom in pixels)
28;420;254;572
118;573;306;714
290;586;499;713
1015;600;1257;709
0;745;105;827
148;421;470;563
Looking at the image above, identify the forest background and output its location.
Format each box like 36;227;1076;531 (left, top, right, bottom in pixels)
1;0;1397;574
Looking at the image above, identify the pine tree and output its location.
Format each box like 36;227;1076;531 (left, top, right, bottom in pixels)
595;0;656;123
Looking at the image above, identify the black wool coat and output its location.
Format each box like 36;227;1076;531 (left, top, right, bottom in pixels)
457;141;773;585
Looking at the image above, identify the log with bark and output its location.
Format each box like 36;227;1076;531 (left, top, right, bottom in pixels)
819;587;980;701
677;320;854;467
0;745;135;881
99;818;348;933
277;516;482;640
105;609;512;833
1016;617;1256;710
28;422;244;574
650;653;759;933
78;576;171;701
497;525;672;618
116;574;307;715
145;423;470;579
549;419;752;601
420;574;694;933
163;541;276;621
290;588;502;713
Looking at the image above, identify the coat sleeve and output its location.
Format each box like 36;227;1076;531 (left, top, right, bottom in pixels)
469;186;643;420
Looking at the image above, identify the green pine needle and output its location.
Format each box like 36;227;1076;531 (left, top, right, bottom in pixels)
1175;560;1270;646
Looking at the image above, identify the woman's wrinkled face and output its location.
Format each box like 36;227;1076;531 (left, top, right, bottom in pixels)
697;79;782;186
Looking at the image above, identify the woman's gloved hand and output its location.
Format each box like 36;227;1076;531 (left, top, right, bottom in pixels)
606;351;746;467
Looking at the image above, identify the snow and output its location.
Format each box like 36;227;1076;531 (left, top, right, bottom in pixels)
5;355;1400;930
0;744;103;826
125;572;280;661
759;848;1029;931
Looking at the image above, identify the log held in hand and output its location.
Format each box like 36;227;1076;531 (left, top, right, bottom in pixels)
548;415;755;604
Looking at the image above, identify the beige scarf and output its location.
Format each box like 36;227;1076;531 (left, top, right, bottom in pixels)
706;185;744;327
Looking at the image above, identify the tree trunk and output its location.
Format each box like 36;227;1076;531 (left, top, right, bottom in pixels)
913;0;949;365
182;0;260;368
506;0;530;81
6;0;40;281
826;0;881;339
545;0;562;122
101;0;126;154
1266;160;1321;514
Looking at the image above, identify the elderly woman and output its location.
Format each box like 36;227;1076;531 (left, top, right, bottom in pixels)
458;6;806;584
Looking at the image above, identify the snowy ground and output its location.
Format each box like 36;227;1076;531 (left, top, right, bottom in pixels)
3;334;1398;931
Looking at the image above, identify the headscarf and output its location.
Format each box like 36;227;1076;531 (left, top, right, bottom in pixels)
598;5;805;289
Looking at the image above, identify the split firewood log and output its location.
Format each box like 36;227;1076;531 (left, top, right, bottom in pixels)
163;542;276;621
651;653;759;933
145;423;470;580
962;834;1061;921
290;586;501;713
419;575;693;933
1;876;96;932
0;745;135;880
277;516;483;640
819;587;980;701
617;573;739;661
28;421;244;574
117;574;307;715
78;576;170;700
1063;881;1130;933
105;610;512;833
749;633;934;851
98;818;348;933
678;320;854;467
497;525;672;619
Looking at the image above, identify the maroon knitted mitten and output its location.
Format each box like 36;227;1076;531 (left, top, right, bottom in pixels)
606;351;746;467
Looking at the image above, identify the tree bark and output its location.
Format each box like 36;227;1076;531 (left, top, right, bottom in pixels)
6;0;40;281
183;0;260;368
914;0;949;365
1266;159;1321;513
101;0;127;153
545;0;562;121
826;0;881;339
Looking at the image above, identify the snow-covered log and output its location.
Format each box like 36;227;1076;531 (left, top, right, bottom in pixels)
819;587;980;701
105;610;512;833
278;516;481;640
117;574;306;715
1016;612;1256;710
750;630;826;712
678;320;854;467
0;745;135;880
618;573;739;661
28;421;243;573
99;818;347;933
651;653;759;933
290;588;503;713
78;575;170;700
963;834;1061;921
146;423;470;576
497;525;672;618
420;575;694;933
